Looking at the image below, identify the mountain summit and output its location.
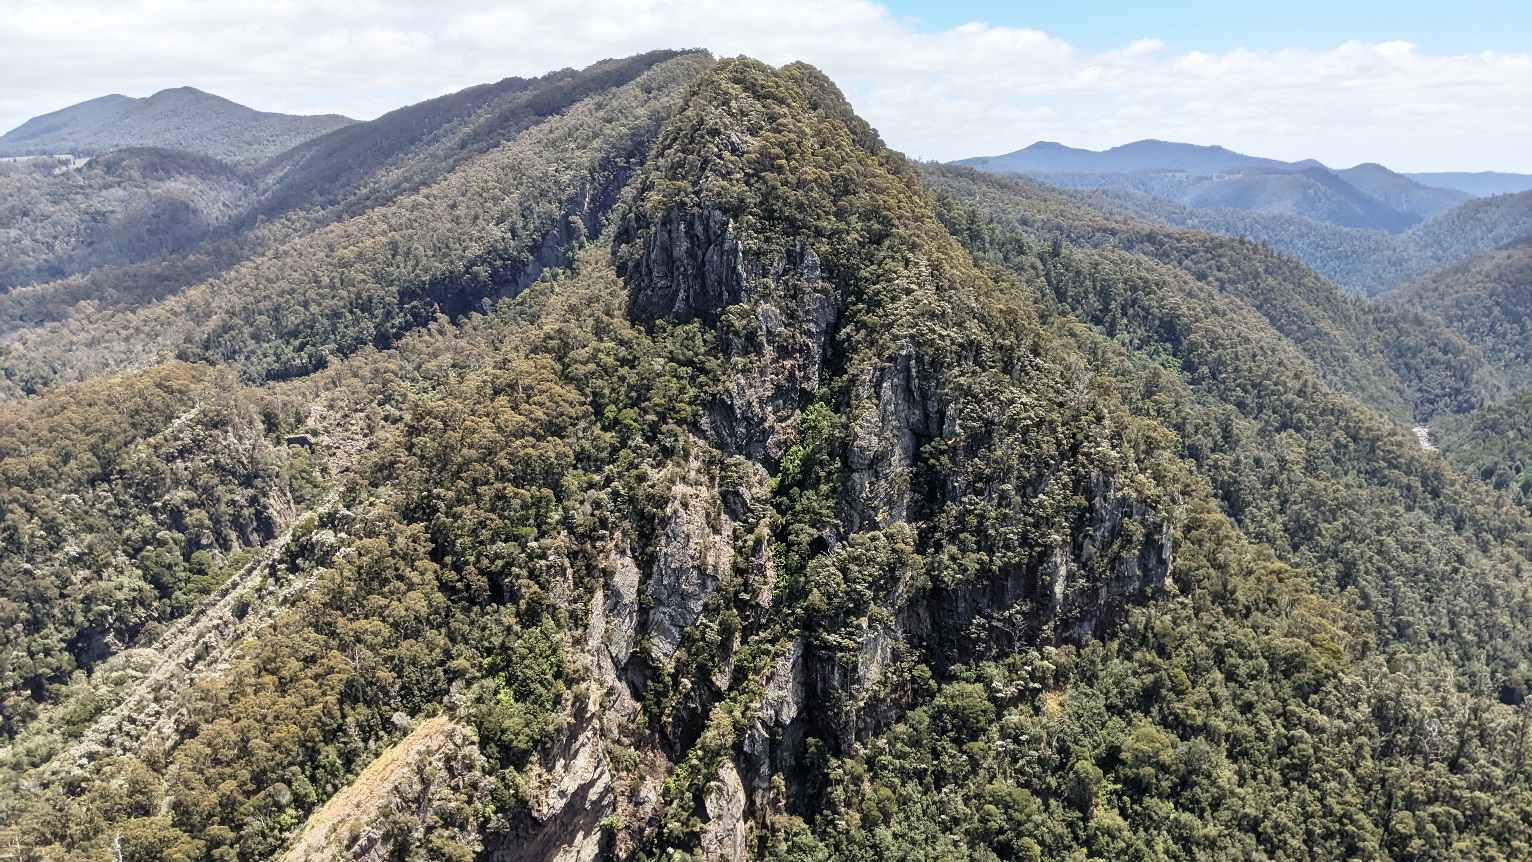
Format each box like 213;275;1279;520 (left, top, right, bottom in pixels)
0;87;354;163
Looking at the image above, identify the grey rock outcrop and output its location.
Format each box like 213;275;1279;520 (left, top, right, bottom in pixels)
700;763;749;862
604;547;643;668
708;244;838;464
846;346;947;531
283;718;489;862
645;482;735;666
739;639;805;808
624;207;747;323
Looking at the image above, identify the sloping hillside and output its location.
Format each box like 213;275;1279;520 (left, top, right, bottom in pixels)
0;147;251;291
922;165;1498;422
1382;237;1532;385
1339;162;1470;219
0;52;709;394
0;51;701;354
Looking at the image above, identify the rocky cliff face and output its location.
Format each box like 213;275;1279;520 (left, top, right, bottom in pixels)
621;205;837;466
481;57;1179;860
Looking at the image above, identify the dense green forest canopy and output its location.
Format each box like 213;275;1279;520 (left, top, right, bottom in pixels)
1383;237;1532;388
2;52;1532;862
919;166;1500;424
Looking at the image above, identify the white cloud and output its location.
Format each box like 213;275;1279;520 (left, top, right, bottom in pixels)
0;0;1527;171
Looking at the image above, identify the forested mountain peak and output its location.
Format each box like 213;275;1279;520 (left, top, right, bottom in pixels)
4;50;1532;862
0;86;354;163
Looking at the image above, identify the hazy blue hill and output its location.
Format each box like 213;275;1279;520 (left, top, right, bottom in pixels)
1338;162;1470;219
957;140;1482;236
0;87;354;163
1409;171;1532;196
957;138;1302;173
1032;164;1419;232
1053;182;1532;294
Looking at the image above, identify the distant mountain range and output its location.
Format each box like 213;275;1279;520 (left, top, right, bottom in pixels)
959;139;1318;174
1405;172;1532;197
954;140;1532;293
0;87;354;163
959;140;1532;196
956;140;1532;234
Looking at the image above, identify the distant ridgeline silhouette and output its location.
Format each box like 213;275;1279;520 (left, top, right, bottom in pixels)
956;139;1532;293
0;86;354;163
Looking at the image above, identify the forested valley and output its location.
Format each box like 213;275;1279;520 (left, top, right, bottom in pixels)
2;51;1532;862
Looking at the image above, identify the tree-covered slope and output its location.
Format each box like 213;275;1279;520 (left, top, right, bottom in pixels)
0;148;252;292
2;55;1532;862
922;166;1499;424
250;50;695;228
0;52;702;346
928;163;1532;682
1382;237;1532;388
0;52;712;395
1432;391;1532;515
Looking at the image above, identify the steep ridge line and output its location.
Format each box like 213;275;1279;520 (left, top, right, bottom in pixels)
281;716;460;862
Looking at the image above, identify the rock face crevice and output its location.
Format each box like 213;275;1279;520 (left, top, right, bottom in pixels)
624;202;839;467
622;207;748;324
738;639;806;812
700;762;749;862
708;244;838;466
845;347;949;532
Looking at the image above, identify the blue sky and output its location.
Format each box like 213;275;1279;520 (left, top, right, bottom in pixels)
883;0;1532;55
2;0;1529;171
